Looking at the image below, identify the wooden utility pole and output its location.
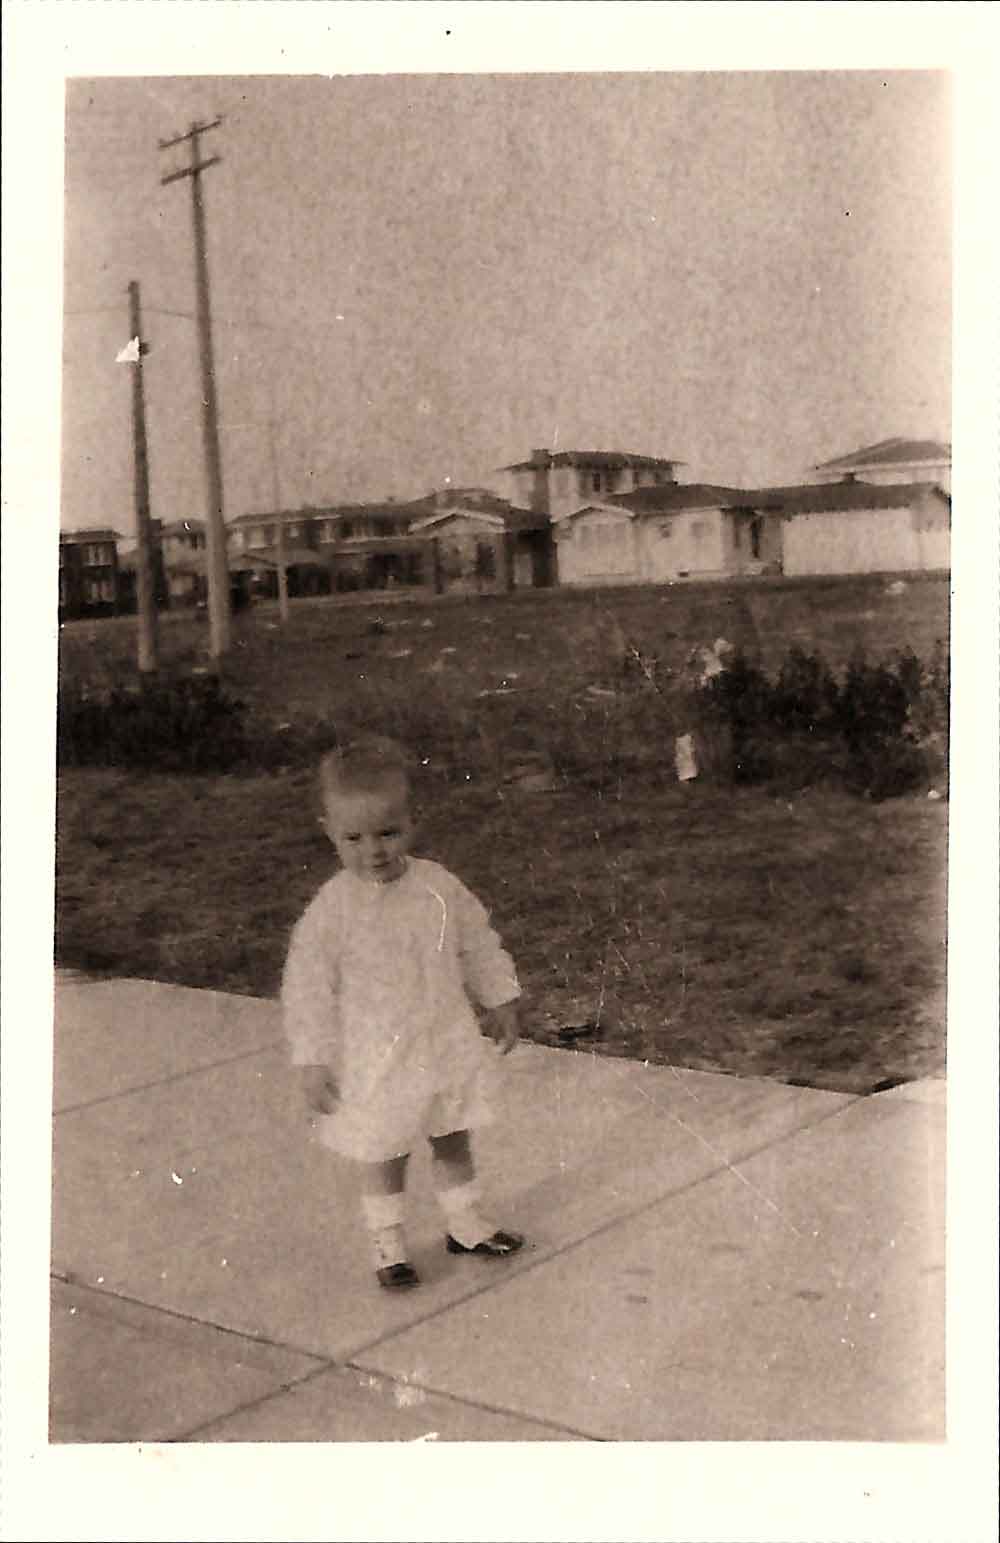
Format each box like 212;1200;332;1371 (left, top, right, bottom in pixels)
160;118;231;659
126;280;159;673
267;416;290;624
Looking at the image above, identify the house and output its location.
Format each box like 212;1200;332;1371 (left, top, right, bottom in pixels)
809;437;951;495
226;503;412;555
405;487;554;595
743;480;951;577
58;528;121;619
225;504;429;599
118;518;204;609
551;483;778;587
490;448;684;521
158;518;207;605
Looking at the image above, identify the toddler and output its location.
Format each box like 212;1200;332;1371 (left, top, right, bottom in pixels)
282;736;525;1289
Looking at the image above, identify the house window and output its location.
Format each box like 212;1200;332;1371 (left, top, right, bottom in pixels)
248;527;265;548
286;524;300;540
592;472;603;493
317;521;336;543
341;520;355;539
750;517;763;560
84;576;114;603
83;544;108;566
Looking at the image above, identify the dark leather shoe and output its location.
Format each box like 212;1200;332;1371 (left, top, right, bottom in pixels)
376;1261;420;1289
446;1230;524;1257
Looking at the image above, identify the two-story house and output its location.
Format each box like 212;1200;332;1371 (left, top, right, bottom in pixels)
225;504;430;598
58;529;121;619
489;448;685;521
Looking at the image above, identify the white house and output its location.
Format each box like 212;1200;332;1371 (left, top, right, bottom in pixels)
809;437;951;495
750;481;951;576
552;483;780;587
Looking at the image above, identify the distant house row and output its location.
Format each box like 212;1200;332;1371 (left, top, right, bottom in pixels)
59;436;951;619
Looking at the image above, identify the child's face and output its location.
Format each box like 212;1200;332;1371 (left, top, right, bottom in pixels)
323;783;413;884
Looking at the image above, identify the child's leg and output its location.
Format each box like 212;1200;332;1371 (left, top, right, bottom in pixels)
429;1130;523;1255
360;1154;419;1288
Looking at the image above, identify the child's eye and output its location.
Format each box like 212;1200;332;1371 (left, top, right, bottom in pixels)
344;834;361;843
380;829;400;839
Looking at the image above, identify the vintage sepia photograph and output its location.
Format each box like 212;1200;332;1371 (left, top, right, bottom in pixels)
3;5;998;1541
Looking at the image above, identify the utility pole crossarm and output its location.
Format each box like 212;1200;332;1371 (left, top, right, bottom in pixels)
157;118;223;151
161;157;221;187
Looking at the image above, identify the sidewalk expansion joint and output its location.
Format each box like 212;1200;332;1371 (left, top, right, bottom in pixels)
53;1038;283;1116
174;1359;599;1444
170;1362;345;1443
50;1270;332;1367
341;1090;869;1365
342;1362;602;1443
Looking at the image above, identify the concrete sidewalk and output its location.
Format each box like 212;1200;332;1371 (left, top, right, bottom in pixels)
50;974;945;1443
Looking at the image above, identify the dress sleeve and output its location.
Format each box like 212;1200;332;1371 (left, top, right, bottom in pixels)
453;878;521;1009
281;889;341;1067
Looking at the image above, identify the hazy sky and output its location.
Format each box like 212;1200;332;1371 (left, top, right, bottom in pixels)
61;70;951;533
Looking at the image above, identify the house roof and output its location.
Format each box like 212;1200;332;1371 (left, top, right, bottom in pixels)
233;546;330;569
813;437;951;473
738;480;950;515
406;490;545;533
496;449;685;473
226;504;408;530
607;483;746;514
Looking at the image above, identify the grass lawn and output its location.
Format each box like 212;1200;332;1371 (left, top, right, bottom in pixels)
56;573;949;1094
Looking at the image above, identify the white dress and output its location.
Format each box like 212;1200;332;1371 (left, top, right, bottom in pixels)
282;857;520;1161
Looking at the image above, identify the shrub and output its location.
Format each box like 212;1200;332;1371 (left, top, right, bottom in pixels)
695;645;948;799
57;673;249;773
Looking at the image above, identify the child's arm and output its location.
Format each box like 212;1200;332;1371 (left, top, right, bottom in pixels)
452;877;521;1051
281;892;342;1104
482;998;520;1055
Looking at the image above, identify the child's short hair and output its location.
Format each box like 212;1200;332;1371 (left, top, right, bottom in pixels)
319;736;411;804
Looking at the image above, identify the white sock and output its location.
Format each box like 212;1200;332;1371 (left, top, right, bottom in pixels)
362;1192;408;1267
435;1179;493;1247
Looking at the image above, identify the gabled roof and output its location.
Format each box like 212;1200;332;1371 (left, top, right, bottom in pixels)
740;480;950;514
233;545;330;569
497;449;685;473
407;490;545;533
813;437;951;473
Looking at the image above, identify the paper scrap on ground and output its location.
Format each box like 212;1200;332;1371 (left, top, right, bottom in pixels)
115;337;141;363
675;733;699;782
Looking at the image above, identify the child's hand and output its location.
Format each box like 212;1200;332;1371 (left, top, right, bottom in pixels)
484;1000;520;1055
300;1064;340;1114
